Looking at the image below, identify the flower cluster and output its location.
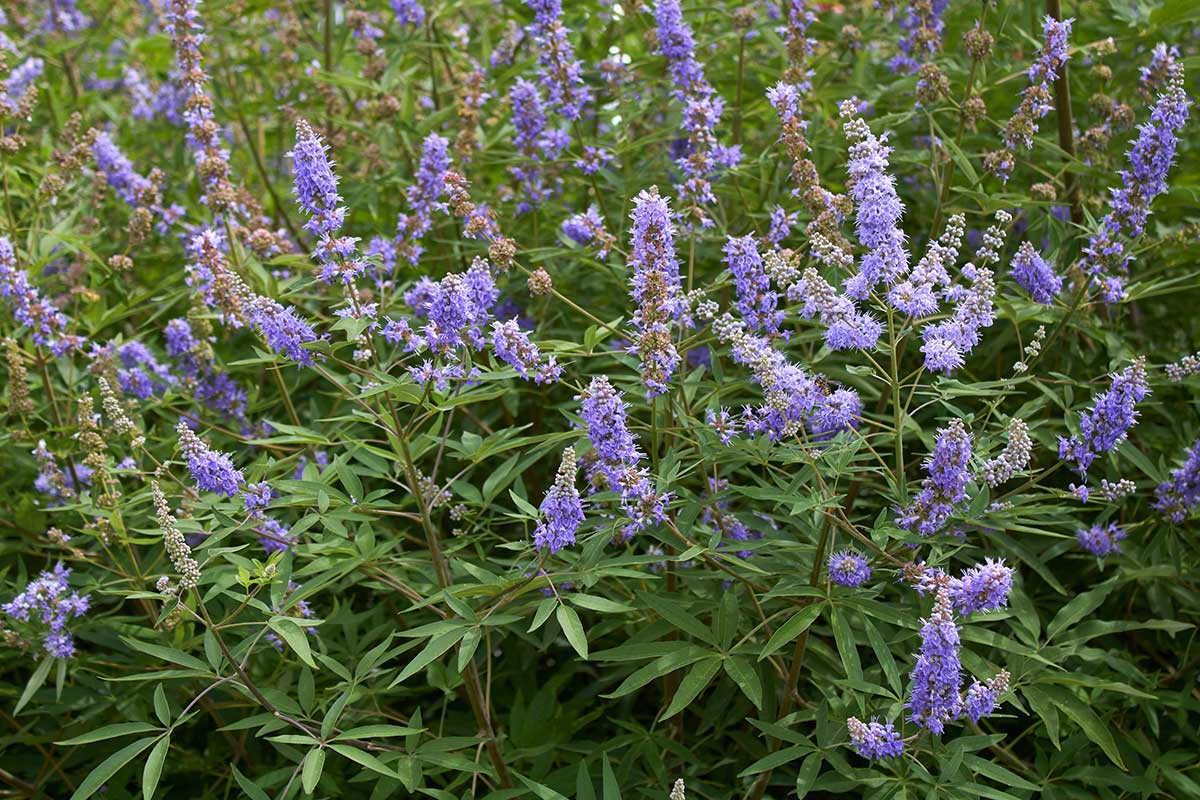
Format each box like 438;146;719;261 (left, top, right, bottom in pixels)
904;570;1011;735
846;716;904;761
897;419;973;536
828;550;871;587
185;228;319;367
291;119;367;288
525;0;589;121
984;17;1073;182
1076;522;1126;558
1154;439;1200;523
920;211;1008;374
0;236;82;354
166;0;237;212
840;100;909;300
712;314;854;441
767;82;845;234
2;563;90;659
980;418;1032;487
1165;352;1199;382
534;447;584;553
562;206;615;260
1057;358;1149;482
654;0;740;227
508;78;567;214
789;266;882;351
177;420;245;497
628;188;684;398
152;480;202;590
890;0;949;75
1080;54;1189;303
1009;241;1062;305
578;376;670;538
724;235;780;335
889;214;963;318
491;319;561;384
375;133;451;270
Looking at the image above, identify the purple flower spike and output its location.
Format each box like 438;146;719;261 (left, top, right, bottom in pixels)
534;447;584;553
846;717;904;760
828;550;871;587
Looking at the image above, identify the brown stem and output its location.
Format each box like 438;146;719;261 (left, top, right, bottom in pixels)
1046;0;1081;226
929;0;991;238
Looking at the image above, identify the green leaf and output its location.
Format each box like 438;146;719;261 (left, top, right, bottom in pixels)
557;604;589;659
457;628;482;673
57;722;162;746
1047;576;1120;641
661;656;722;719
69;737;158;800
794;752;822;799
716;591;739;650
576;760;596;800
649;597;717;645
723;656;763;709
961;754;1040;792
739;744;812;776
391;628;467;685
302;748;326;795
153;685;170;727
120;637;209;672
231;764;271;800
529;596;558;633
1021;686;1060;748
15;656;54;716
1042;685;1125;769
203;630;223;671
333;724;424;741
759;604;822;661
603;646;713;699
569;594;634;613
269;617;318;669
601;754;621;800
298;666;315;713
862;617;901;696
515;772;570;800
142;735;170;800
329;743;401;778
829;606;863;683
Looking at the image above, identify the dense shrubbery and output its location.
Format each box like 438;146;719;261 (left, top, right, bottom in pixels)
2;0;1199;797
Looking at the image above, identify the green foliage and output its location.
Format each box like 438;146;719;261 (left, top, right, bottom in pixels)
0;1;1198;799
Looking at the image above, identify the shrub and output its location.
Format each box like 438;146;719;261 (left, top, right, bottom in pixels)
1;1;1198;798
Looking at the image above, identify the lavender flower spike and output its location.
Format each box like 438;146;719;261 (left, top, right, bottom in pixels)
839;100;909;300
525;0;590;120
177;420;244;497
534;446;584;553
1153;439;1200;523
846;717;904;760
897;419;973;536
907;578;963;734
950;558;1014;615
1057;358;1149;479
1080;53;1189;302
828;550;872;588
1076;522;1126;557
1010;241;1062;305
724;234;781;334
628;187;684;398
290;118;345;237
2;563;90;659
964;670;1010;724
